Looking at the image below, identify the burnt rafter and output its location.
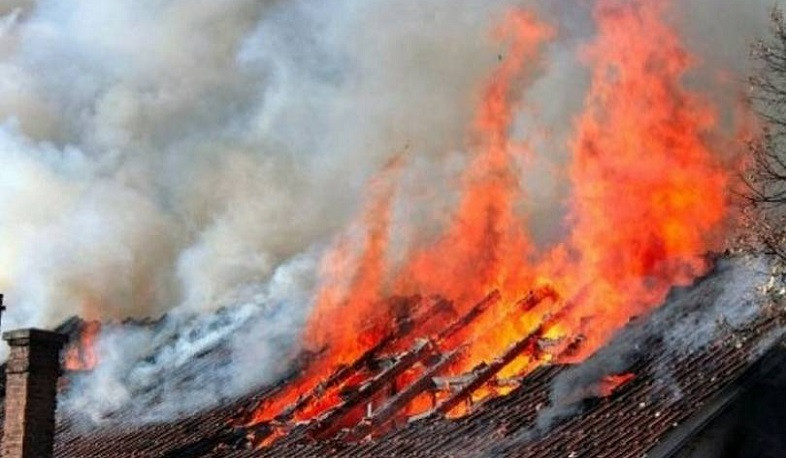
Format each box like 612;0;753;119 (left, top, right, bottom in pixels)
241;291;506;447
435;290;501;342
275;333;396;423
302;291;512;438
347;287;559;438
305;339;437;440
276;292;494;423
515;285;560;314
432;297;575;417
433;339;538;416
344;290;553;437
353;347;465;438
273;296;452;423
243;287;566;447
241;308;423;443
301;288;554;439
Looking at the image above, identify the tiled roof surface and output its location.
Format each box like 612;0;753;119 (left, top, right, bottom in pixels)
0;258;781;457
254;317;783;458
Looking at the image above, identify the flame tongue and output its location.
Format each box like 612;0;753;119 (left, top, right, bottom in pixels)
64;321;101;372
393;10;554;308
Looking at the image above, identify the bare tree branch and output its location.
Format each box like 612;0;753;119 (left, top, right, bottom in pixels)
743;6;786;264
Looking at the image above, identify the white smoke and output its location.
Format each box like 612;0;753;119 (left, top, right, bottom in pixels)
0;0;782;424
61;251;318;423
0;0;513;330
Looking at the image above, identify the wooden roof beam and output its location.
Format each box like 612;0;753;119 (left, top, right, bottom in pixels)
304;339;436;440
353;347;464;439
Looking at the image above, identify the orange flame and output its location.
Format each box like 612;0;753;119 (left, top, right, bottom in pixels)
64;321;101;372
394;10;553;308
244;0;746;438
390;8;555;378
543;0;730;361
304;154;405;365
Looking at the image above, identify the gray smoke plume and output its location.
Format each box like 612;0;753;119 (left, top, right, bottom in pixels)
0;0;782;424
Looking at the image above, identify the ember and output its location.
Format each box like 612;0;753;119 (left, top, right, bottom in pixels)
598;373;636;397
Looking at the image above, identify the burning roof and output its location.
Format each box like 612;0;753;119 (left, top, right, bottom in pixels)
0;255;777;457
184;1;745;450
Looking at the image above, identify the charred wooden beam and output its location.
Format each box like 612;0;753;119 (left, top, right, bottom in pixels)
368;293;486;368
254;292;476;432
275;333;397;423
432;286;555;346
304;339;436;440
271;296;440;422
366;354;399;371
242;296;456;447
515;285;559;313
435;290;501;343
432;296;576;416
241;287;557;446
432;335;540;416
353;347;464;438
390;295;454;333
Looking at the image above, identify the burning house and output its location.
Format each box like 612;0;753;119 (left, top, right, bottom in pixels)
0;0;784;457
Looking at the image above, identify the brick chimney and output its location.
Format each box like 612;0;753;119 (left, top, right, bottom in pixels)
2;329;67;458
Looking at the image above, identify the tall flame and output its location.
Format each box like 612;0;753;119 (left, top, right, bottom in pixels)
542;0;730;360
393;10;554;307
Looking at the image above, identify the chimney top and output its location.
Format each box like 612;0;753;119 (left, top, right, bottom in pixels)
2;328;68;346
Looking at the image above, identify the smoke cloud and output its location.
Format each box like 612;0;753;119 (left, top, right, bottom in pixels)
0;0;525;421
0;0;514;329
0;0;781;423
